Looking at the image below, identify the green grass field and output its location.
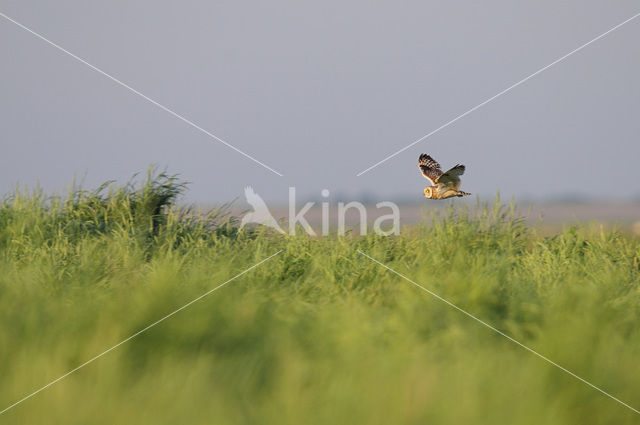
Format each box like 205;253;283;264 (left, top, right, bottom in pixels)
1;173;639;424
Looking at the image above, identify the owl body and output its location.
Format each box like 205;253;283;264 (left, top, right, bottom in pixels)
424;184;469;199
419;154;471;199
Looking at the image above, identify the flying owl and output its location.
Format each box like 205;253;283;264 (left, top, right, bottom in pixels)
418;153;471;199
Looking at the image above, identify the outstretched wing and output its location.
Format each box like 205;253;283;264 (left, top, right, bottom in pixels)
418;154;442;185
437;164;465;190
244;186;268;210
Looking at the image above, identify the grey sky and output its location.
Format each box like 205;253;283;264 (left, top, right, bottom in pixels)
1;1;639;203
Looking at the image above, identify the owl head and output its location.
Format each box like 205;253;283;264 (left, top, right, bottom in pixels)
424;186;435;199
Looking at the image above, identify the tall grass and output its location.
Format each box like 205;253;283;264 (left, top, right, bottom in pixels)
0;175;638;424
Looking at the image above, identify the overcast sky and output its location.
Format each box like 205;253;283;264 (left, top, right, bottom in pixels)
1;1;639;203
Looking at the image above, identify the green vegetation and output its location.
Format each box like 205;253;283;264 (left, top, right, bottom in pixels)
1;173;639;424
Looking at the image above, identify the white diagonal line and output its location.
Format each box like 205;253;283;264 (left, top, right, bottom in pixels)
357;250;640;415
0;250;283;416
0;11;283;177
356;11;640;176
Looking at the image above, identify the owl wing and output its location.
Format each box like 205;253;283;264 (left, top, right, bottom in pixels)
418;154;442;185
437;164;465;190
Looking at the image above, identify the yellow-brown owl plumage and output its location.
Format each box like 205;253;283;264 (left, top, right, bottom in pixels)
418;154;471;199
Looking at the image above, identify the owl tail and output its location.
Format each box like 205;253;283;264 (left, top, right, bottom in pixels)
457;191;471;197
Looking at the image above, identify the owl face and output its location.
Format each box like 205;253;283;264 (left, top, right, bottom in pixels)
424;186;435;199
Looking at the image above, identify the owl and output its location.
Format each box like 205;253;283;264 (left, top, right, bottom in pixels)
419;153;471;199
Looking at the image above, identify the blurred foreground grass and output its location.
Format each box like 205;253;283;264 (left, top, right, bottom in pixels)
1;172;639;424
